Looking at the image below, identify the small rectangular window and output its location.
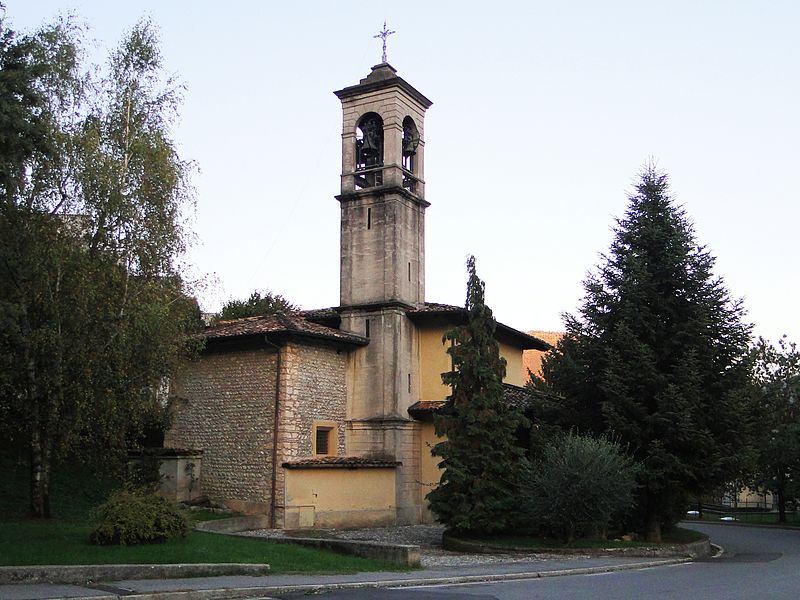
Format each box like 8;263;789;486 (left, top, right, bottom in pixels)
315;426;333;455
408;373;411;394
408;262;411;281
367;207;371;229
365;319;370;337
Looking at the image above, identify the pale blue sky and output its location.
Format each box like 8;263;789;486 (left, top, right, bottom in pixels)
11;1;800;343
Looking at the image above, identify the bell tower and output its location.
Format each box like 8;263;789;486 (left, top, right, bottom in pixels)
334;62;433;524
334;62;432;307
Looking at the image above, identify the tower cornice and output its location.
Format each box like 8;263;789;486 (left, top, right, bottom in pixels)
335;185;430;208
334;63;433;109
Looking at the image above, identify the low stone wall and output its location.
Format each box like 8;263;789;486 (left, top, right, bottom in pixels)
194;515;271;533
443;531;711;559
0;563;269;585
196;516;420;567
266;536;420;567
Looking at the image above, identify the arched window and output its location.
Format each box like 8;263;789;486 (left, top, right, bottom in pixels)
355;112;383;189
402;116;419;172
402;116;420;193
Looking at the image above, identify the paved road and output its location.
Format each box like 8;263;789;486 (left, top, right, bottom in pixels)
277;523;800;600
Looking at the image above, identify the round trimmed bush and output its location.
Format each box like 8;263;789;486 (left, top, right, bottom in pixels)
520;432;640;543
89;489;189;545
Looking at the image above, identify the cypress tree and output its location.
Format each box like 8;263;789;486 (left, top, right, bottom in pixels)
539;166;752;541
427;256;528;535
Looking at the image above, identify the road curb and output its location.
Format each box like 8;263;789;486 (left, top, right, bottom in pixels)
64;557;692;600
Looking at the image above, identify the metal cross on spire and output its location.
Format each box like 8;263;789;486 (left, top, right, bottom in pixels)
374;21;395;64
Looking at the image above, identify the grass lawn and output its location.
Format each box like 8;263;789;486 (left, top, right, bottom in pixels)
0;519;395;573
0;450;396;574
454;527;705;550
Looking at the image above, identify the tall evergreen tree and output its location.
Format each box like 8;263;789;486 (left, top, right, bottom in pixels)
537;166;752;541
427;256;528;535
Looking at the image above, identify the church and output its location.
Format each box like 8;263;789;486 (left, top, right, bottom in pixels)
166;60;549;529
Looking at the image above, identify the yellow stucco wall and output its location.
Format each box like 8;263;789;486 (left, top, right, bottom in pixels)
417;421;442;523
499;340;524;387
418;422;442;490
419;327;452;400
418;325;527;398
284;468;397;528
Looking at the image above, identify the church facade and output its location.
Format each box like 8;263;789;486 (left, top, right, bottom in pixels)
166;63;548;529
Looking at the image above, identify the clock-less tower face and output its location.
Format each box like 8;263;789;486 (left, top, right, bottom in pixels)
334;63;433;308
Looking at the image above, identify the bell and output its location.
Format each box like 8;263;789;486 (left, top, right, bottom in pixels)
361;138;379;158
359;116;382;160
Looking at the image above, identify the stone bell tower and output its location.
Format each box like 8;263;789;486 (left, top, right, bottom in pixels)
334;62;432;307
334;61;433;524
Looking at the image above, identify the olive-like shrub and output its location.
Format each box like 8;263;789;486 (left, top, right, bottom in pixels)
519;432;640;543
89;489;189;545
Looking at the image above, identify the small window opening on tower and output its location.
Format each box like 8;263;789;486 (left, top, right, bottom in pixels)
365;319;370;338
367;207;371;229
355;113;384;190
408;373;411;394
408;262;411;282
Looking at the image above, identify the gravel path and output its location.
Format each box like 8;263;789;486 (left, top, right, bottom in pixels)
242;525;579;568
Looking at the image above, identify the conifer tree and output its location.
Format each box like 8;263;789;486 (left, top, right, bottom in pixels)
538;166;752;541
427;256;528;535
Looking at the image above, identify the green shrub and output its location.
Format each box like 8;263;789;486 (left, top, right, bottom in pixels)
89;489;189;545
519;432;640;543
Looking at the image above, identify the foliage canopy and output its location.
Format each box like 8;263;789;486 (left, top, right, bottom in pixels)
750;336;800;522
217;289;297;321
0;12;199;518
534;166;753;541
519;432;639;543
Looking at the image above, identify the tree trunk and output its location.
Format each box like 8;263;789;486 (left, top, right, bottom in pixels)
646;511;662;543
777;472;787;523
29;428;52;518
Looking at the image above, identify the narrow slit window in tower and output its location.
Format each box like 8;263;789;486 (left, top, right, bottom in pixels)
367;207;371;229
365;319;370;338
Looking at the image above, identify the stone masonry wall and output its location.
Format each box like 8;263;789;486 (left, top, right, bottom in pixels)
274;341;348;526
167;349;276;514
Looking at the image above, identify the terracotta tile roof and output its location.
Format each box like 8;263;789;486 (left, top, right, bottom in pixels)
502;383;550;409
407;400;446;415
300;307;340;321
282;456;401;469
408;303;551;351
408;384;550;418
300;302;552;350
410;302;463;313
201;313;368;346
